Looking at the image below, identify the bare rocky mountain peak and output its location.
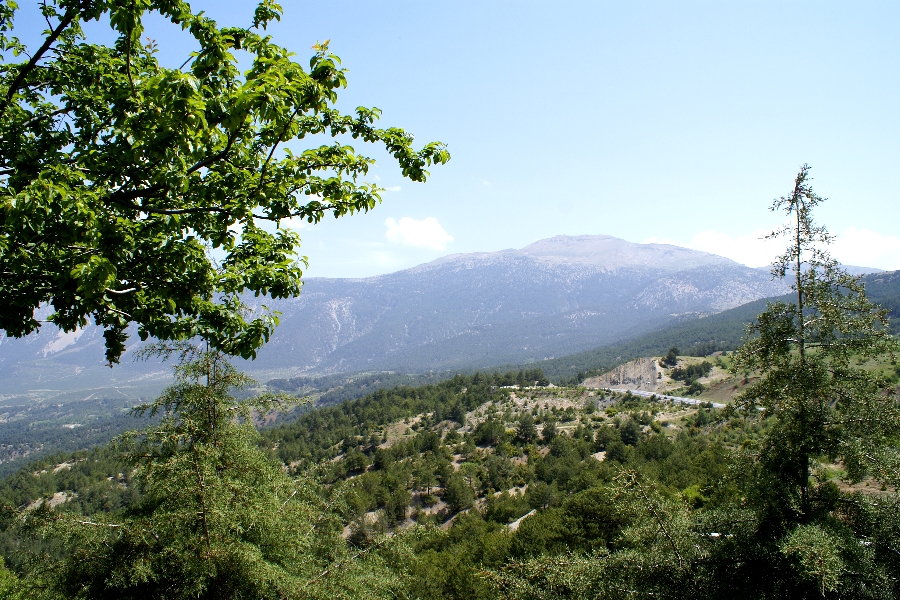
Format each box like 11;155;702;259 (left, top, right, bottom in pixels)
407;234;738;275
519;235;738;271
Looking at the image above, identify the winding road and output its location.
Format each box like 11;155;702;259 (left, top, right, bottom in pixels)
608;388;726;409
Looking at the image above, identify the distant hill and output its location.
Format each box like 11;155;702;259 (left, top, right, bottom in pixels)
522;295;781;382
0;235;793;399
755;264;884;276
261;295;790;407
276;268;900;401
246;234;793;373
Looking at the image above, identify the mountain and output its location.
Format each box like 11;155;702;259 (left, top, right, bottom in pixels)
0;235;793;400
246;235;791;373
3;266;896;475
199;268;900;413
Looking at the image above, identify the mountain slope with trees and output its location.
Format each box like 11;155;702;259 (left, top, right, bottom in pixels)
1;269;895;477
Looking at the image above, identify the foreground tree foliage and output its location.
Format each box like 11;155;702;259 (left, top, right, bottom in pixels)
0;0;449;363
486;472;704;599
19;345;406;599
0;559;25;599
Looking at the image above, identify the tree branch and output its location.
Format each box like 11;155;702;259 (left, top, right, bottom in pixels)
76;519;123;528
105;187;226;215
0;6;79;120
622;471;685;569
107;307;132;319
253;103;306;198
185;126;243;175
18;105;74;129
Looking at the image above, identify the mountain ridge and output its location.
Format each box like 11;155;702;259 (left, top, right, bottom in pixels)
1;233;864;398
406;234;740;274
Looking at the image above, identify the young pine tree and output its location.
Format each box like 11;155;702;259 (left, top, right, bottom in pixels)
23;346;405;599
732;165;899;515
727;165;900;596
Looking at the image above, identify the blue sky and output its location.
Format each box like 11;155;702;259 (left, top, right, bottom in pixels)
17;1;900;276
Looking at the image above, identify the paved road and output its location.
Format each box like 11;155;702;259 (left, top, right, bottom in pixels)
608;388;726;409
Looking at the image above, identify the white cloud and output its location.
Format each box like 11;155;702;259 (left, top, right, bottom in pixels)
384;185;402;192
384;217;454;250
831;227;900;269
646;226;900;270
279;194;320;231
685;228;783;268
279;217;309;231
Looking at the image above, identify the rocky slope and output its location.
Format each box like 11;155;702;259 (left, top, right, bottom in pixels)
0;235;792;397
245;235;789;372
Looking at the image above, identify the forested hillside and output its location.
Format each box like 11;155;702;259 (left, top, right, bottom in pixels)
0;374;742;594
2;364;898;598
2;269;896;479
535;269;900;382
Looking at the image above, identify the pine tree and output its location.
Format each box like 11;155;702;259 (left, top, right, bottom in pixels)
515;413;538;445
732;165;899;516
23;346;406;599
725;165;900;596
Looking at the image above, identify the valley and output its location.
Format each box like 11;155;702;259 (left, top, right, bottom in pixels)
1;262;897;477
